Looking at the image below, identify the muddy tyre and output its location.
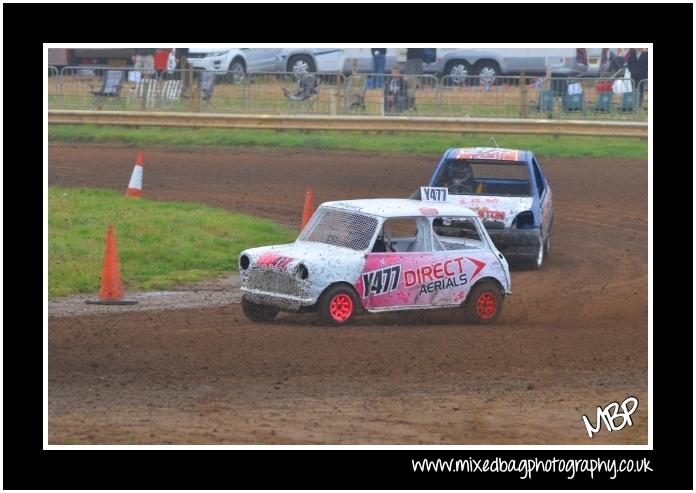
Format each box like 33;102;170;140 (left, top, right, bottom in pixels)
318;285;358;326
242;297;279;322
463;281;504;324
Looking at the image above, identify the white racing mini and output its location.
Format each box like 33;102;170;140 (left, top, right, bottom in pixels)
239;198;511;326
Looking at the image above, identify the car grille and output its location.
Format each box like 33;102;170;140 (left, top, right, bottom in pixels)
187;53;207;59
246;268;304;297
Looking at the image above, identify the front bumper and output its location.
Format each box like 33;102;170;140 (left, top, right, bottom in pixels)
240;287;314;312
485;227;542;260
240;267;312;311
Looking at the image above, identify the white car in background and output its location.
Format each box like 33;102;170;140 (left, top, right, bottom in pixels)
187;48;281;80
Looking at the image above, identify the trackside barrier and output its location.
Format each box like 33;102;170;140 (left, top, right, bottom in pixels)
637;79;648;111
48;66;648;122
526;76;648;121
48;110;648;138
48;66;62;107
439;75;537;119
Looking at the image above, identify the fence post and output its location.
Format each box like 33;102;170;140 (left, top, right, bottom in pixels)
187;67;200;112
520;72;528;118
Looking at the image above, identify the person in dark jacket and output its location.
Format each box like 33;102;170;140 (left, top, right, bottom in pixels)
370;48;387;89
384;66;408;113
627;48;648;106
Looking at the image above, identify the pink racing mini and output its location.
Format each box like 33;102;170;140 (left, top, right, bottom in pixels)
239;197;511;326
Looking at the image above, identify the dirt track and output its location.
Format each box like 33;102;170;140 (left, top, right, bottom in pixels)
48;144;648;444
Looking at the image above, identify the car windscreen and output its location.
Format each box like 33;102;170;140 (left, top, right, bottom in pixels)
298;207;378;251
434;159;532;197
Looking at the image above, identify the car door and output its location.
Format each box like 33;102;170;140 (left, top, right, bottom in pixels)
358;216;495;311
240;48;280;73
531;155;553;240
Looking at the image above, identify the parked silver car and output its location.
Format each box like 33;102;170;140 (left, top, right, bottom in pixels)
275;48;585;81
425;48;586;84
187;48;281;80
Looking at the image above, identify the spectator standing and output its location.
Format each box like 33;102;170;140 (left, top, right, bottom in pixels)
154;48;172;78
133;48;156;77
627;48;648;107
405;48;423;75
370;48;387;89
384;66;408;113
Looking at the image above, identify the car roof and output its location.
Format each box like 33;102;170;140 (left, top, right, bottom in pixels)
445;147;528;162
322;199;478;218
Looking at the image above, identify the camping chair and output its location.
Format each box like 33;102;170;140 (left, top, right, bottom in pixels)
562;80;584;112
90;69;125;106
127;77;159;108
282;74;319;112
404;76;418;113
619;91;636;112
594;91;613;112
199;71;217;109
159;79;184;108
563;93;584;112
536;90;554;112
342;73;367;112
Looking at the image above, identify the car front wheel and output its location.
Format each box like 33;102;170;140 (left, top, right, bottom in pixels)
444;60;470;85
228;58;246;84
463;281;504;324
318;285;358;326
242;297;278;322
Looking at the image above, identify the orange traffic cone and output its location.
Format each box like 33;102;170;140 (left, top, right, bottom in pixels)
86;225;138;305
126;151;144;197
300;188;314;230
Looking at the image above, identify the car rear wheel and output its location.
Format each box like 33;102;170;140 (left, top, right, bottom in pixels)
242;297;278;322
475;60;500;87
318;285;358;326
463;281;503;324
288;55;316;79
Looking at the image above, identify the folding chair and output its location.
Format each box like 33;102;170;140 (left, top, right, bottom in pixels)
90;70;125;106
127;77;159;108
563;93;584;112
619;92;636;112
594;91;613;112
404;76;418;113
282;74;319;112
159;79;184;108
199;71;217;109
342;74;367;112
534;90;553;112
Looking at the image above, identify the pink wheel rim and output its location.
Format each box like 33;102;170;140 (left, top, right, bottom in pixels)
476;292;497;319
330;294;353;322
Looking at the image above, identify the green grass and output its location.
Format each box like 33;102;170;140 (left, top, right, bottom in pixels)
49;124;647;159
48;187;296;298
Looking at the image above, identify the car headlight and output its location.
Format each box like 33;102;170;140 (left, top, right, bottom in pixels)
296;263;309;280
205;51;229;58
240;254;250;270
